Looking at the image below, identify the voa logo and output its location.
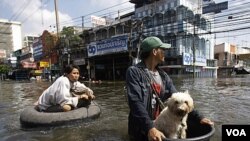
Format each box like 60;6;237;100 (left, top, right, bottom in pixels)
226;129;246;136
88;45;96;55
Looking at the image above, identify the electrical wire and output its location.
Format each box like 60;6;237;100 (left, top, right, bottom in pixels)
2;0;250;45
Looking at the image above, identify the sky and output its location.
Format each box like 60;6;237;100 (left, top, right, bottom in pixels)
0;0;249;47
0;0;134;36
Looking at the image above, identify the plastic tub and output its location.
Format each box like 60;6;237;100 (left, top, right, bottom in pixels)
163;117;215;141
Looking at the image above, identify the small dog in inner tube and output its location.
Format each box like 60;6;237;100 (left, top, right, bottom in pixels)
154;90;194;139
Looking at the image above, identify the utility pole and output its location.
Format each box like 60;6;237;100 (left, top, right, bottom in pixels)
54;0;61;76
54;0;60;37
82;16;84;32
192;21;196;78
137;22;143;59
82;16;90;80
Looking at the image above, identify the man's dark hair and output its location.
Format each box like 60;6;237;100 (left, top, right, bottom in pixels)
64;64;80;74
140;50;151;60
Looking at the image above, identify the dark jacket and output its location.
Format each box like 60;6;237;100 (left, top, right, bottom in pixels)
126;62;204;141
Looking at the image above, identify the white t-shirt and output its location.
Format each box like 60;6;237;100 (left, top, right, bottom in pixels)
38;76;88;111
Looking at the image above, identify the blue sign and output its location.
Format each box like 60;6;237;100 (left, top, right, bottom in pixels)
88;45;96;54
183;53;206;66
202;1;228;14
88;35;128;57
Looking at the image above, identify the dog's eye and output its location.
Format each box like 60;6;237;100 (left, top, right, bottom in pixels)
185;101;188;105
175;101;179;104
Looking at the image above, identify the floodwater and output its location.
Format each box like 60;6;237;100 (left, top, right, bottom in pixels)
0;75;250;141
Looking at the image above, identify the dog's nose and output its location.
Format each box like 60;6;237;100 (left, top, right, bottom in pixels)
177;108;187;116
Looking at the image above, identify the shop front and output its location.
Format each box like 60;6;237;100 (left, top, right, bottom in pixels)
87;35;129;81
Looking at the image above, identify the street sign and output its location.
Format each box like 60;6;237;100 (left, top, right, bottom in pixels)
202;1;228;14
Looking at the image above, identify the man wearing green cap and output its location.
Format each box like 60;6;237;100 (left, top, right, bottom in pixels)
125;36;213;141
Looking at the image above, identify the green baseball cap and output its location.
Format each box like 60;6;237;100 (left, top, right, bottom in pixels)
141;36;171;52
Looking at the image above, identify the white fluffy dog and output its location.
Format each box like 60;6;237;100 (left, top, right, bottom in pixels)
154;90;194;139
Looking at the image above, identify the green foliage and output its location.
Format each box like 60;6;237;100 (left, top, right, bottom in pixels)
61;26;75;38
61;26;82;45
0;64;11;74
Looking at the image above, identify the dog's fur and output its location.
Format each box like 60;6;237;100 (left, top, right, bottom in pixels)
154;90;194;139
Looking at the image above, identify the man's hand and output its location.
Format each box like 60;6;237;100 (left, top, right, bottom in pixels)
200;118;214;126
148;127;166;141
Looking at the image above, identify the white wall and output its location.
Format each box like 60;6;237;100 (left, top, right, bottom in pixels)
11;23;22;51
237;47;250;54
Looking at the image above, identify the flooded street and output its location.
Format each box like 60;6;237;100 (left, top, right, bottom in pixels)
0;75;250;141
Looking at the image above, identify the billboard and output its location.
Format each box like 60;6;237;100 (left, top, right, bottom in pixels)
183;53;207;66
88;35;128;57
91;15;106;26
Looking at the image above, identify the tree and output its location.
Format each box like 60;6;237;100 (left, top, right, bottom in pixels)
61;26;75;37
0;64;11;74
61;26;81;45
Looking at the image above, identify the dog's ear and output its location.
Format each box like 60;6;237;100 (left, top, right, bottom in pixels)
184;90;189;94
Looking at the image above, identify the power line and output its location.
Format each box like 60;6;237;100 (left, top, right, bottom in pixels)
8;0;32;21
21;0;51;23
42;0;250;41
54;1;132;27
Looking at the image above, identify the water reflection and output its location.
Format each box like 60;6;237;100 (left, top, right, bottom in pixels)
0;75;250;141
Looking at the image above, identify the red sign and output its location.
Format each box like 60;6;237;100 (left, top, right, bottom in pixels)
22;61;37;69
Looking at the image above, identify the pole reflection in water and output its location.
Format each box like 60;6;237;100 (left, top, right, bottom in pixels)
0;75;250;141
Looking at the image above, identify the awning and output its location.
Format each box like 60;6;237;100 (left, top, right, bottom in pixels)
21;61;37;69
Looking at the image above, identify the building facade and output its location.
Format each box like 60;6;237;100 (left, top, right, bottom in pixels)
131;0;217;77
23;35;39;51
78;0;217;80
215;43;250;75
81;13;133;81
0;19;22;59
214;43;236;76
214;43;237;67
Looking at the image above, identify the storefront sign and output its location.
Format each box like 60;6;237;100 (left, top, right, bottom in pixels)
33;38;43;61
40;61;49;67
88;35;128;57
183;53;206;66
